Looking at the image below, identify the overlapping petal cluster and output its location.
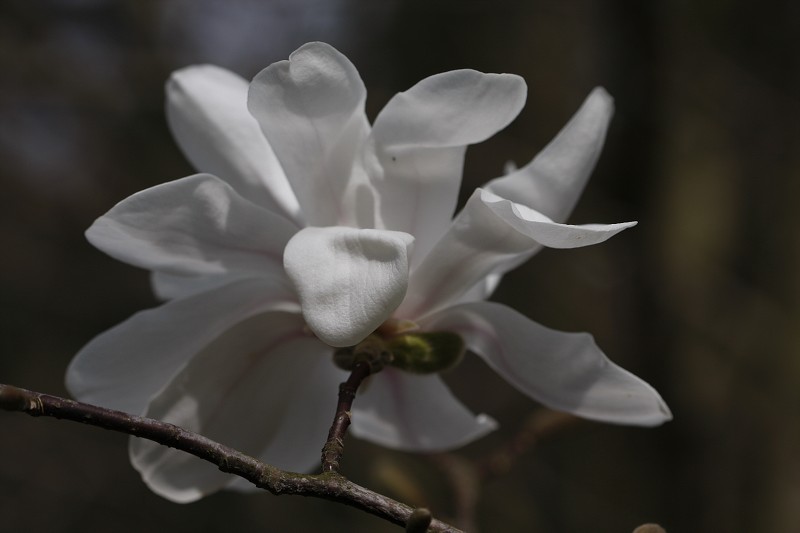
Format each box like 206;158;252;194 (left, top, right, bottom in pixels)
66;42;671;502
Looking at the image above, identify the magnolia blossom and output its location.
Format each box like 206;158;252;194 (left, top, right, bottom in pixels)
66;42;671;503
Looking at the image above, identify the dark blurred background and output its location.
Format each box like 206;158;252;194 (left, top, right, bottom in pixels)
1;1;798;531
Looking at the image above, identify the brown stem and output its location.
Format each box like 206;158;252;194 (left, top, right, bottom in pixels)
322;360;373;473
428;453;480;532
0;383;462;533
478;409;578;481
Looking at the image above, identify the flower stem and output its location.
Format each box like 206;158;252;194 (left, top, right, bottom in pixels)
0;383;462;532
321;360;373;473
477;409;577;481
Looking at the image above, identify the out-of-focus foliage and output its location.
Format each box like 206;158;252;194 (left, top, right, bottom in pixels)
1;1;798;532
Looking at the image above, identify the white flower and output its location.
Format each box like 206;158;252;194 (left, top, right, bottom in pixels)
66;42;671;503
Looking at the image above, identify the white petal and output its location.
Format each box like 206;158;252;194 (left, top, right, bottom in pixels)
486;87;614;223
86;174;297;279
130;313;345;502
350;368;497;451
150;271;234;301
369;70;527;265
454;272;504;306
480;189;637;249
283;227;413;347
228;340;347;492
423;302;672;426
167;65;301;223
248;42;373;227
400;188;635;319
372;70;526;150
65;278;299;415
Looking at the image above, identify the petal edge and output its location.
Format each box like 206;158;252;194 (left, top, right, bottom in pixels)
423;301;672;426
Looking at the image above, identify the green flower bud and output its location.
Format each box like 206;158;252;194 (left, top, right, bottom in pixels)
387;331;465;374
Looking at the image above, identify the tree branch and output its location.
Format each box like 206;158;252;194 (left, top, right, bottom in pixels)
0;383;462;533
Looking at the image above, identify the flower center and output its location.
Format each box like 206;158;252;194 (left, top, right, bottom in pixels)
333;319;465;375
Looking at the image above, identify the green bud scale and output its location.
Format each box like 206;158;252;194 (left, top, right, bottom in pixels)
387;331;465;374
334;330;466;375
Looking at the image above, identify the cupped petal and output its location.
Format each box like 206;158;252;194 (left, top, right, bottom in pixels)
130;312;344;502
87;174;298;280
369;70;527;265
167;65;301;223
485;87;614;223
248;42;373;227
350;368;497;451
422;301;672;426
283;226;413;347
400;188;635;319
66;277;299;415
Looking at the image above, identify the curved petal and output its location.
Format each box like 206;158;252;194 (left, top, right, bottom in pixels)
130;312;345;502
369;70;527;265
65;277;299;415
226;339;347;493
481;189;636;249
485;87;614;223
150;271;237;301
400;188;635;319
422;302;672;426
86;174;298;280
453;271;504;306
248;42;373;227
167;65;301;223
284;227;413;347
350;368;497;451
